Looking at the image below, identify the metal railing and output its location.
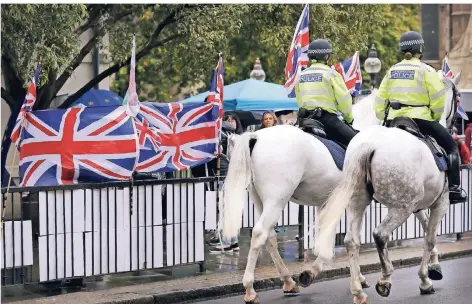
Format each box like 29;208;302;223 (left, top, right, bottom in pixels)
1;166;470;288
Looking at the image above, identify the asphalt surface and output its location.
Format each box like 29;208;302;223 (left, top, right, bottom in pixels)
200;256;472;304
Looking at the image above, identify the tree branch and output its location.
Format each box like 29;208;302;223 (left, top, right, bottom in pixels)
54;5;139;97
1;87;16;109
58;34;181;109
1;54;24;90
53;29;106;97
74;7;104;36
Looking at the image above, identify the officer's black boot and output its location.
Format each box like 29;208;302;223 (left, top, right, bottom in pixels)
447;151;467;204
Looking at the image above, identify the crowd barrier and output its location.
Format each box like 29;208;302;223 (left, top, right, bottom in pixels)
1;167;470;287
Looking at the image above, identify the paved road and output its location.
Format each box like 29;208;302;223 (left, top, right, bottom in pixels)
200;256;472;304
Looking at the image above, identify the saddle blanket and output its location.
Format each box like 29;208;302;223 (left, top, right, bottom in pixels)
312;135;345;170
311;135;447;172
418;138;448;172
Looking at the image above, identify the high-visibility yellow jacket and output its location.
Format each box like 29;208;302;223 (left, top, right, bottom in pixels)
295;62;353;123
374;57;446;122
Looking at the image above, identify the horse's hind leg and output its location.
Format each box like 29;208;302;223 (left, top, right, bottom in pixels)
242;199;287;304
265;229;299;295
414;210;443;281
373;205;415;298
249;188;299;296
344;194;371;304
418;193;449;295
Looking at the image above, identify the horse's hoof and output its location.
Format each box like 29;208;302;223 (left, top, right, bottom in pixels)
353;294;369;304
244;295;260;304
420;285;435;295
361;280;370;289
283;285;300;296
375;280;392;297
428;264;443;281
299;270;315;288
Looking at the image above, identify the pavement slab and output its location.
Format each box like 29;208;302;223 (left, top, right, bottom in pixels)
8;234;472;304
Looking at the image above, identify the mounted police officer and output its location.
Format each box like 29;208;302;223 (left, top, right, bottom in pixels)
375;30;467;203
295;39;357;147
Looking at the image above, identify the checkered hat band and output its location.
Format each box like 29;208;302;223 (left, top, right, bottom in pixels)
308;49;332;54
399;39;424;47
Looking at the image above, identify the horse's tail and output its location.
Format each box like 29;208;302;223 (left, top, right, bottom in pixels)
314;142;375;262
218;132;258;241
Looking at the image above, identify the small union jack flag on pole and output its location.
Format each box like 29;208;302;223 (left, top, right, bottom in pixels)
442;55;454;79
11;63;41;147
206;54;224;154
206;54;224;120
442;55;468;120
332;51;362;98
284;4;310;98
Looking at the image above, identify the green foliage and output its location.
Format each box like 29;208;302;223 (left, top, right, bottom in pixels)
1;4;87;85
360;4;421;86
112;4;387;101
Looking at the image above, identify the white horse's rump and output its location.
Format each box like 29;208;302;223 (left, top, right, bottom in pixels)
219;124;342;303
315;73;461;303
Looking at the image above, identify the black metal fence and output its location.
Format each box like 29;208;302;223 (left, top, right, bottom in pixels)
1;177;215;286
1;166;471;288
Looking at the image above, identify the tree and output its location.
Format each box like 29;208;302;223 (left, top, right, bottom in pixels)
1;4;248;185
111;4;386;102
359;5;421;86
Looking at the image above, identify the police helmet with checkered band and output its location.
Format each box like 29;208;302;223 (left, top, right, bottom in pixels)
307;39;333;60
399;31;425;54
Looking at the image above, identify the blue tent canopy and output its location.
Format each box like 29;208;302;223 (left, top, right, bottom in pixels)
70;89;123;108
181;79;298;112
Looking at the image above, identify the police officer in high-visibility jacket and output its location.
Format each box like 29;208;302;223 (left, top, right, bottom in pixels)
295;39;357;147
375;31;467;204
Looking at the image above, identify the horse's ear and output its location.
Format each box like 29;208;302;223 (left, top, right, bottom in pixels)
453;71;462;86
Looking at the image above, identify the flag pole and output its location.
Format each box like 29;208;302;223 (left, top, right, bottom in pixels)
216;52;223;183
2;59;42;239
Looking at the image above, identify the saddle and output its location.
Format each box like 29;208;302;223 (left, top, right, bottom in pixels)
388;117;448;171
299;117;346;170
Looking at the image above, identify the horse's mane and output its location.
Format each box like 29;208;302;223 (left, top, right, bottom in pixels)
351;90;381;130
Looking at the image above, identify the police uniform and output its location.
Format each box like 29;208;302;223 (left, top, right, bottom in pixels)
375;31;466;203
295;39;357;147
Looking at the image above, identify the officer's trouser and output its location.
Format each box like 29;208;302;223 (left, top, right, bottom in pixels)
317;111;357;147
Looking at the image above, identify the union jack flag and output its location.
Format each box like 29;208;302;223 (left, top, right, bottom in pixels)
11;64;41;146
332;51;362;98
284;4;310;98
442;56;469;120
136;102;219;173
18;106;139;186
442;56;454;79
206;54;224;154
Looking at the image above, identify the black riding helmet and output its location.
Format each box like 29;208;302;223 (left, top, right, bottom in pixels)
399;31;425;55
307;39;333;61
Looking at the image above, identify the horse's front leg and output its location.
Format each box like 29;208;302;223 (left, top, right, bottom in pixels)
299;205;336;288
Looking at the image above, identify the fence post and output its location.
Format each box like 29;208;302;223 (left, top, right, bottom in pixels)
298;206;304;260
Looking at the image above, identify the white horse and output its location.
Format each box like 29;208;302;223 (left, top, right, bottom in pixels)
218;92;435;303
313;72;462;304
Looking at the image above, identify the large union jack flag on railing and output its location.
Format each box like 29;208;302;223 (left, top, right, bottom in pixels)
11;64;41;147
332;51;362;98
135;102;219;173
284;4;310;98
18;106;139;186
